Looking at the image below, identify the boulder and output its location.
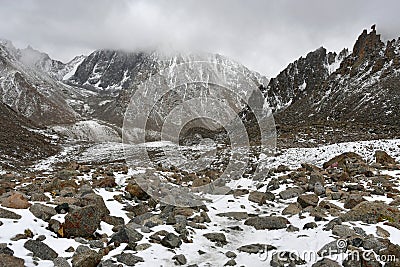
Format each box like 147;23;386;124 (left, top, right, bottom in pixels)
172;254;187;265
61;205;102;237
323;152;365;169
303;222;317;230
312;258;341;267
76;193;109;218
237;244;276;254
225;251;237;258
314;182;326;196
323;152;372;176
224;259;236;266
376;226;390;238
30;193;50;202
375;150;396;165
1;193;31;209
0;207;21;219
0;254;24;267
248;191;275;204
57;169;78;180
29;204;57;222
282;203;302;215
23;240;58;260
216;212;251;220
125;183;148;200
53;257;71;267
109;224;143;244
160;233;182;248
203;232;227;246
279;187;304;200
72;249;102;267
244;216;290;230
340;201;400;229
332;225;357;238
270;251;306;267
317;240;347;257
344;195;366;209
297;194;319;208
192;177;211;187
309;171;325;186
115;253;144;266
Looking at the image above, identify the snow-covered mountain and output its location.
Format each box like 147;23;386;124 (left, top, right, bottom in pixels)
0;40;78;125
65;50;269;127
1;25;400;168
0;41;270;160
266;26;400;127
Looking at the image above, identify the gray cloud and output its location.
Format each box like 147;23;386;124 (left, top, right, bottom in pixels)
1;0;399;77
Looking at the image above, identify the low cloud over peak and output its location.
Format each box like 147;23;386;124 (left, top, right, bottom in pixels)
1;0;399;77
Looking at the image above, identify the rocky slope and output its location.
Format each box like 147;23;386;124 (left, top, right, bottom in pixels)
266;26;400;128
0;101;58;169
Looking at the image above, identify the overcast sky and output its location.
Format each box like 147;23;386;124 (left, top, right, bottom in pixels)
1;0;399;77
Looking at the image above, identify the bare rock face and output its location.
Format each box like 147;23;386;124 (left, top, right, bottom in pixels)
1;193;31;209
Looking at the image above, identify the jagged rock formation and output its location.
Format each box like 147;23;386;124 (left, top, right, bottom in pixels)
266;26;400;127
265;47;348;112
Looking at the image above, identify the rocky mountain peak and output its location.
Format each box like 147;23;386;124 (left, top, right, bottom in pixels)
338;26;386;76
270;25;400;127
265;46;343;112
68;49;158;91
352;25;383;57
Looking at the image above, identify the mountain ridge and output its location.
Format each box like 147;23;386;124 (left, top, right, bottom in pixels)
267;26;400;128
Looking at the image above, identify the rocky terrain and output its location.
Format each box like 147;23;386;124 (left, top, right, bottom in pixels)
0;139;399;266
0;101;58;169
0;25;400;267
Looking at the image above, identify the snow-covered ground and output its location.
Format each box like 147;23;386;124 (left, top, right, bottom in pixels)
1;138;400;266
